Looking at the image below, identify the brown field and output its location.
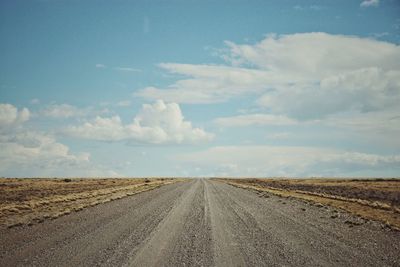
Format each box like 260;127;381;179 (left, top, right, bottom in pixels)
217;178;400;230
0;178;182;228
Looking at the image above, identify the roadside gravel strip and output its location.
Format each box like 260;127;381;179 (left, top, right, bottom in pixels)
1;179;399;266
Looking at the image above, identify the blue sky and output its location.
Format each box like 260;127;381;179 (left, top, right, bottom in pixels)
1;0;400;177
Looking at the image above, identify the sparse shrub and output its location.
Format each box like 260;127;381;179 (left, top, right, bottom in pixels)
63;178;72;183
144;179;150;183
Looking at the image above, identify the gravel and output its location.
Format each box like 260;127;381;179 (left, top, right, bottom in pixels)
1;179;399;267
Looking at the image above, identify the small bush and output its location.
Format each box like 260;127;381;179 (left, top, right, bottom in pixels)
63;178;72;183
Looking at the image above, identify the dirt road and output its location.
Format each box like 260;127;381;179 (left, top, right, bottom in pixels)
1;179;399;266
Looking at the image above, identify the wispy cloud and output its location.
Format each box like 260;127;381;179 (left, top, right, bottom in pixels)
95;64;140;72
176;146;400;177
370;32;390;39
293;5;323;11
39;104;109;119
117;100;131;107
266;132;292;140
114;67;141;72
95;63;106;68
30;98;40;105
214;114;298;127
41;104;92;119
360;0;379;7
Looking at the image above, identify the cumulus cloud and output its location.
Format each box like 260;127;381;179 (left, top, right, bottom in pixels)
360;0;379;7
0;103;118;177
176;146;400;177
136;33;400;122
256;68;400;119
0;131;120;177
0;104;30;127
66;100;214;144
134;33;400;153
0;131;89;170
224;33;400;118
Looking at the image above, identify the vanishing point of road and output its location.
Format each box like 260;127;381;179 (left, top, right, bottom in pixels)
1;179;399;266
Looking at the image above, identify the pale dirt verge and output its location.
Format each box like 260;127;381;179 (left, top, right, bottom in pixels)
219;179;400;230
0;178;184;228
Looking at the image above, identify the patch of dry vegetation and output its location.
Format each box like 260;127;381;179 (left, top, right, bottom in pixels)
0;178;182;228
218;178;400;230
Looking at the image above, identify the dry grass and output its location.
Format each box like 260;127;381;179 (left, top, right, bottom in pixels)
217;178;400;230
0;178;183;228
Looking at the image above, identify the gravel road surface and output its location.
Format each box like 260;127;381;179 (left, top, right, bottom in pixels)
1;179;399;266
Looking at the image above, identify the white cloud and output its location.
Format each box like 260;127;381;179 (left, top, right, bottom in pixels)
325;108;400;134
371;32;389;39
225;33;400;119
0;104;117;177
257;68;400;119
41;104;92;118
293;5;322;11
133;33;400;149
135;33;400;120
323;107;400;147
66;100;214;144
266;132;291;140
136;86;225;104
360;0;379;7
95;64;140;72
224;33;399;76
117;100;131;107
214;114;298;127
0;104;30;126
0;131;89;167
135;63;283;104
0;131;119;177
40;104;110;119
30;98;40;105
176;146;400;177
